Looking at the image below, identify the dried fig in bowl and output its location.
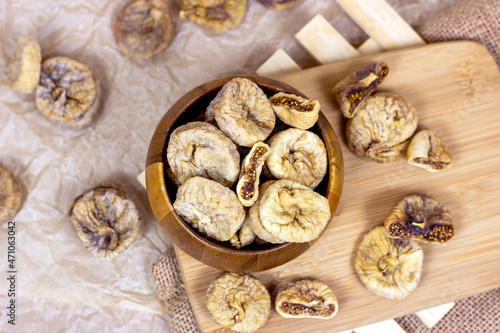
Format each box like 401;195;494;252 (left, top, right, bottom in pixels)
180;0;247;33
166;121;240;187
346;92;417;163
208;77;276;147
384;194;455;244
269;92;320;130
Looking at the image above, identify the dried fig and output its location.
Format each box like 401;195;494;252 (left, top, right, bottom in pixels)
36;57;100;128
69;185;143;260
236;142;271;207
229;215;256;249
266;128;327;188
355;226;423;299
407;130;454;172
0;166;23;225
208;77;276;147
8;34;41;93
167;121;240;187
276;279;338;319
269;92;320;130
206;272;271;333
114;0;175;60
248;181;285;244
385;195;455;244
180;0;247;33
333;62;389;118
259;179;331;243
346;92;417;163
256;0;304;10
173;177;245;242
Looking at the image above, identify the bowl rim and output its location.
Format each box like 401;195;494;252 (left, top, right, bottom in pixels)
145;75;344;272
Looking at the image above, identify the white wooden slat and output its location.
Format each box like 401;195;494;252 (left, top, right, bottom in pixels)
357;38;384;55
336;0;425;50
354;319;406;333
256;48;301;77
137;170;146;189
415;302;455;329
295;14;360;64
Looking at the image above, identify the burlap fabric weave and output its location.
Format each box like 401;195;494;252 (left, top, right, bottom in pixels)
150;1;500;332
151;247;201;333
418;0;500;67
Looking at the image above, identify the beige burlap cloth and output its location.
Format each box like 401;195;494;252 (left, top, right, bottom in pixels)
150;1;500;332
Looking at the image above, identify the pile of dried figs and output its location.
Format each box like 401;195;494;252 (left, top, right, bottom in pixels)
333;62;454;171
167;77;334;249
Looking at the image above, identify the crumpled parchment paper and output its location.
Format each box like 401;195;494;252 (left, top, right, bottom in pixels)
0;0;460;331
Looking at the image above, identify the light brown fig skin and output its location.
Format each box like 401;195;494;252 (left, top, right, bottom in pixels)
407;130;454;172
384;194;455;244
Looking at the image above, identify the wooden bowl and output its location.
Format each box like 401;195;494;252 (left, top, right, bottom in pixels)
146;75;344;272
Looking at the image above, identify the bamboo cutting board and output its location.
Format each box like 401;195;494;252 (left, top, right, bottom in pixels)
174;41;500;333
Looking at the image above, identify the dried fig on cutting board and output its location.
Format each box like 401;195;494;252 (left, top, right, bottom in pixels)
69;185;143;260
166;121;240;187
346;92;417;163
355;226;423;299
269;92;320;130
407;130;454;172
180;0;247;33
266;128;327;189
385;194;455;244
8;34;41;93
36;56;101;128
0;166;23;225
207;272;271;333
276;279;338;319
207;77;275;147
114;0;175;60
173;177;245;242
259;179;331;243
333;62;389;118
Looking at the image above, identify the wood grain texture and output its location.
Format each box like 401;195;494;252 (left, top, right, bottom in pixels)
177;41;500;333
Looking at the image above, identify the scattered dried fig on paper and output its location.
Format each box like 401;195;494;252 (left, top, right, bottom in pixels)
346;92;417;163
36;56;101;128
114;0;175;60
355;226;423;299
229;215;256;249
207;272;271;333
180;0;247;33
256;0;304;10
208;77;275;147
69;185;143;260
276;279;338;319
266;128;327;188
167;121;240;187
407;130;454;172
269;92;320;130
333;62;389;118
173;177;245;242
8;34;41;93
385;194;455;244
0;166;23;225
236;142;271;207
259;179;331;243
